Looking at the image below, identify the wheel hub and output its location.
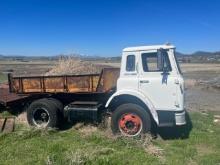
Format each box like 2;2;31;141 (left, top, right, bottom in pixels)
33;108;50;127
119;113;142;136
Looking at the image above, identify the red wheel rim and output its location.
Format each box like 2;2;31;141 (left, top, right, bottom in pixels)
118;113;143;136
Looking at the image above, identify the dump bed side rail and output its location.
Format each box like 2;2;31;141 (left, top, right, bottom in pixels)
8;68;120;94
0;84;28;107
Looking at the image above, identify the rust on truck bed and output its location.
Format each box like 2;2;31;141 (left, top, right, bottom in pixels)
0;84;28;106
9;68;120;94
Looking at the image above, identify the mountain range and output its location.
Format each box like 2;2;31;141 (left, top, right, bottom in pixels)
176;51;220;57
0;50;220;59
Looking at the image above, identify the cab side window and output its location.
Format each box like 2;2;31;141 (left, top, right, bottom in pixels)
126;55;135;72
141;52;171;72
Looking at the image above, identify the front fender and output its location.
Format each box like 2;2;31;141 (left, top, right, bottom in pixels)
105;89;159;125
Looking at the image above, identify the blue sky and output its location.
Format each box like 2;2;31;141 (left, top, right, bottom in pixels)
0;0;219;56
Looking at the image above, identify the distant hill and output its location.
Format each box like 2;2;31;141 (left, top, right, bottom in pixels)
176;51;220;63
0;55;4;60
191;51;220;57
175;52;185;56
176;51;220;57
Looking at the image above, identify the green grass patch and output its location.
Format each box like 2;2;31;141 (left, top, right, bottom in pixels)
0;112;219;165
0;111;13;117
0;72;7;83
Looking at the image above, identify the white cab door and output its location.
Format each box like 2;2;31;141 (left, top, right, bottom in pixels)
138;49;178;111
117;51;139;91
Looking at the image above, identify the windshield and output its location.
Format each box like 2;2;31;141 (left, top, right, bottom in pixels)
174;51;182;74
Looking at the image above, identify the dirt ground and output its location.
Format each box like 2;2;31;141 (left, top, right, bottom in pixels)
182;63;220;114
0;60;56;76
185;86;220;113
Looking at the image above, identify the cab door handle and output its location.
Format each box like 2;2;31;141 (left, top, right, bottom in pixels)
140;80;149;83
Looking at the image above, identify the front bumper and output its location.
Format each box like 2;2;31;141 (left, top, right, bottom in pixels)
157;110;186;127
175;111;186;125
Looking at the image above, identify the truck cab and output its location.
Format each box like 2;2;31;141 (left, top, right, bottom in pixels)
107;44;186;136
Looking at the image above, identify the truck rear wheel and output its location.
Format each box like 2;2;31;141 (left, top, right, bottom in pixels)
46;98;63;112
46;98;65;123
111;103;151;137
27;99;59;128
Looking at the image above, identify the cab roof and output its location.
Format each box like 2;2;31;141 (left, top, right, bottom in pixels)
123;44;175;52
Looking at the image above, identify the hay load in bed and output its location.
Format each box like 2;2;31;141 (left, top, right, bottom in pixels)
45;57;103;76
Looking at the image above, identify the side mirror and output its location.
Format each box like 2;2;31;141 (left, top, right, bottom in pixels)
157;49;164;71
162;53;171;73
158;49;170;73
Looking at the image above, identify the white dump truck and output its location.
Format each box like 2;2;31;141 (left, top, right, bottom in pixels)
2;44;186;137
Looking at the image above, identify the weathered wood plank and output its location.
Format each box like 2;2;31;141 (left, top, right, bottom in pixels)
0;118;6;132
2;118;15;133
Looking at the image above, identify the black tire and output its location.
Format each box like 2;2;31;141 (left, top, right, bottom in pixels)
46;98;66;123
27;99;59;128
46;98;63;112
0;104;5;112
111;103;151;137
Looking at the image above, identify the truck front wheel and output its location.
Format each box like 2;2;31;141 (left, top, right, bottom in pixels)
27;99;59;128
111;103;151;137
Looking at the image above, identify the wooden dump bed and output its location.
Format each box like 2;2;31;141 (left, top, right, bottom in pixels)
8;68;120;94
0;84;28;106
